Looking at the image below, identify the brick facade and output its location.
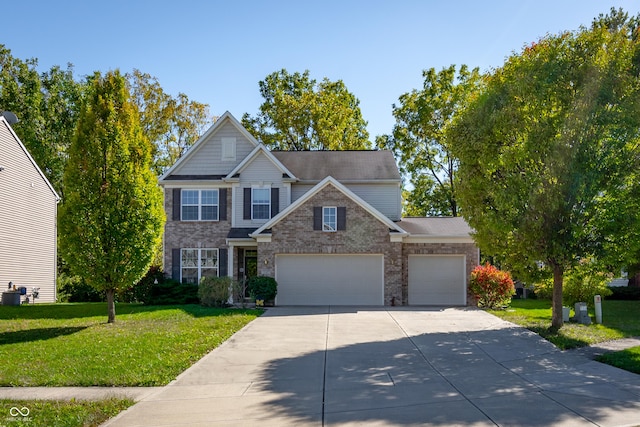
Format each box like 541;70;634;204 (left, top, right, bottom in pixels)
256;186;404;305
163;187;232;278
163;185;479;306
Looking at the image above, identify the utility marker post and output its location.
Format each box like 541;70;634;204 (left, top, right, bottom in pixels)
594;294;602;324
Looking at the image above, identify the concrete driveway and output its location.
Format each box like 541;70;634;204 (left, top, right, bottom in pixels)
104;307;640;426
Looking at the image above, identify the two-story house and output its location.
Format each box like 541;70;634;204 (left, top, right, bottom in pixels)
0;114;60;303
159;112;478;306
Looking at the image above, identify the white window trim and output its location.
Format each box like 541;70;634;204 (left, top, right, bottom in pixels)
181;189;219;221
251;187;271;221
180;248;219;283
323;206;337;232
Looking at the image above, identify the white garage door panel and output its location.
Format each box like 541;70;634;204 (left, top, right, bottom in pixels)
276;254;384;305
409;255;466;305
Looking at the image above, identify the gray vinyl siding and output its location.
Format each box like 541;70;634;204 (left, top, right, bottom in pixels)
291;182;402;221
0;121;58;303
172;122;255;176
233;152;288;227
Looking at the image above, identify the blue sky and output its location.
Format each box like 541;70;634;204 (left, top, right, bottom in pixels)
4;1;640;139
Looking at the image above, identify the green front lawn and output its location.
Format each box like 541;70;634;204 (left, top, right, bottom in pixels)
489;299;640;350
0;398;133;427
0;303;261;386
597;346;640;374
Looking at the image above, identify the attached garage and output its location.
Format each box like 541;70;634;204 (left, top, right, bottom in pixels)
275;254;384;305
408;255;466;305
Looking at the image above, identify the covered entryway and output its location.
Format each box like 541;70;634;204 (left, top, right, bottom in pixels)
408;255;466;305
275;254;384;305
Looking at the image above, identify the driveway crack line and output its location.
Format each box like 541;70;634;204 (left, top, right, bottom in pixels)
322;306;331;426
386;310;500;427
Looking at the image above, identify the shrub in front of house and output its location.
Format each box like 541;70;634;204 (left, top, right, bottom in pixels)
469;263;515;309
247;276;278;302
135;272;198;305
198;276;237;307
58;272;103;302
118;265;164;303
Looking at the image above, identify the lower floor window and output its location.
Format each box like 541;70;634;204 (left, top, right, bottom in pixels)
181;248;218;283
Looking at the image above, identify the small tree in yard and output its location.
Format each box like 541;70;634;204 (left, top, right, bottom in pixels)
59;70;165;323
469;264;515;309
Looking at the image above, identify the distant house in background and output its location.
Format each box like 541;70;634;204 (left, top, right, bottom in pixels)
0;115;59;303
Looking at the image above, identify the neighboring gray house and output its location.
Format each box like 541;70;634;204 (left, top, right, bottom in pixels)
0;115;60;303
159;112;479;306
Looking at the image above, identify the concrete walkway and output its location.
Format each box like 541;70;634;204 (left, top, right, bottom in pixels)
3;307;640;426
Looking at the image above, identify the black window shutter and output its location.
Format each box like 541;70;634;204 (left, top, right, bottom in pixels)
271;188;279;218
219;188;227;221
313;206;322;230
219;248;228;277
172;188;181;221
172;248;181;281
337;207;347;230
243;188;251;220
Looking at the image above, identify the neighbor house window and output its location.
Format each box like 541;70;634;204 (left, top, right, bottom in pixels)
181;248;218;283
323;206;337;231
181;189;219;221
252;188;270;220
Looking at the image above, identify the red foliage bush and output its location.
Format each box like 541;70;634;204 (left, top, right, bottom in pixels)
469;263;515;309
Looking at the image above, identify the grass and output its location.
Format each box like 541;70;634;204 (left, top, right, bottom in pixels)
489;299;640;350
0;398;134;427
597;347;640;374
0;303;261;386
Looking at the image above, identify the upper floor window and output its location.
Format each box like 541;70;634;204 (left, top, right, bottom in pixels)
252;188;271;220
314;206;346;231
182;189;219;221
181;248;218;283
323;206;337;231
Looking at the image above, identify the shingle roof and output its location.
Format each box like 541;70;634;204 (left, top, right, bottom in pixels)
398;217;473;237
271;150;401;181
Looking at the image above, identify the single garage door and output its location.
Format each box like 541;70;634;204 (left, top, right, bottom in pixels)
275;254;384;305
408;255;466;305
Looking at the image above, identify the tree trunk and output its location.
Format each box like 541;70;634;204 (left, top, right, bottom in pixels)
106;288;116;323
551;263;564;331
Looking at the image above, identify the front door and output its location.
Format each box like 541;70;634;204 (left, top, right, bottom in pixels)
242;249;257;297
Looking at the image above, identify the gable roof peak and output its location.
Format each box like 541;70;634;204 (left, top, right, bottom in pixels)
251;175;406;237
159;111;259;181
225;143;297;180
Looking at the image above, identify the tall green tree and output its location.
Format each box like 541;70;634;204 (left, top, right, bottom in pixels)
450;9;640;330
127;70;210;175
378;65;482;216
242;69;371;150
59;70;165;323
0;45;85;196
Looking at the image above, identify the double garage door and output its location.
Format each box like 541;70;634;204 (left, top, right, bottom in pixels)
276;254;384;305
275;254;466;306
